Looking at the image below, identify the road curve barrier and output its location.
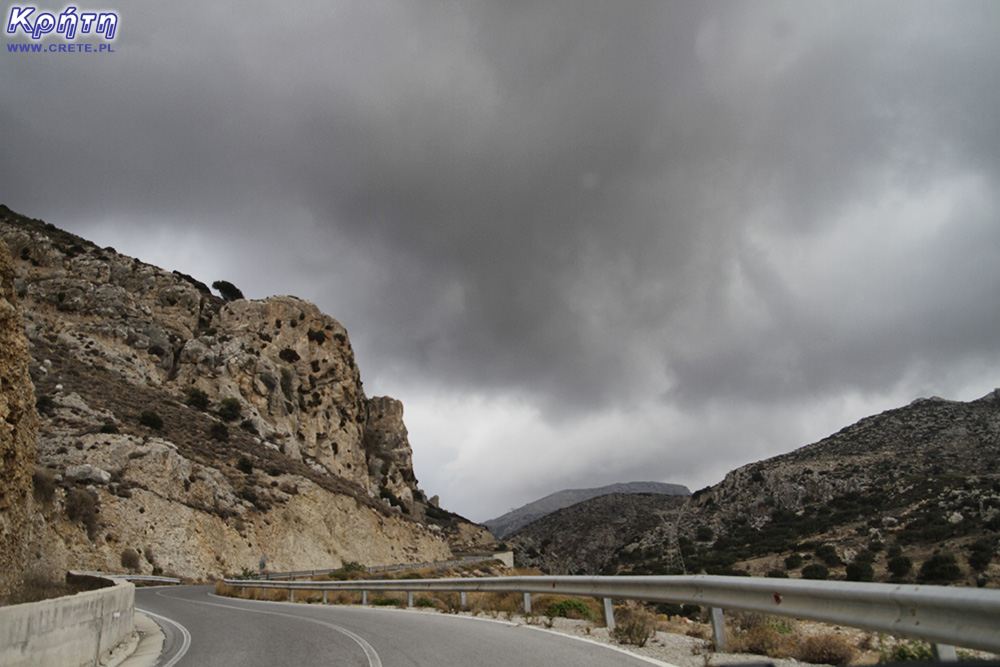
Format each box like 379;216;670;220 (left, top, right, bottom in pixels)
223;573;1000;658
0;571;135;667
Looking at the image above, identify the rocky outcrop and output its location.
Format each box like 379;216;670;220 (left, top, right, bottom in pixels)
486;481;690;539
0;207;492;579
0;236;39;603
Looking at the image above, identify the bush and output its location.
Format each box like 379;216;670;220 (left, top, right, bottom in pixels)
371;596;399;606
814;544;841;566
32;468;57;506
415;596;436;608
967;541;993;571
801;564;829;580
784;553;803;570
240;419;258;435
218;398;242;422
210;422;229;441
99;421;119;434
545;598;594;620
139;410;163;430
918;553;962;583
796;633;856;665
212;280;244;302
610;602;656;647
236;456;253;474
731;627;794;657
121;548;141;571
65;489;99;540
186;387;209;411
884;639;934;662
845;561;874;582
695;525;714;541
888;555;912;577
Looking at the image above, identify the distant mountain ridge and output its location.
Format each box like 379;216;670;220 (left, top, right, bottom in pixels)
485;481;690;539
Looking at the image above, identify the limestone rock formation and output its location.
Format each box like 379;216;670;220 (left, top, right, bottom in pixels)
0;236;39;603
0;206;492;579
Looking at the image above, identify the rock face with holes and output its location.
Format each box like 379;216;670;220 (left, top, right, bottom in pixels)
0;206;492;579
0;235;40;602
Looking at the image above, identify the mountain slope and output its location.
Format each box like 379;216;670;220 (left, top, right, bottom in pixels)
0;206;493;579
508;391;1000;585
485;481;689;539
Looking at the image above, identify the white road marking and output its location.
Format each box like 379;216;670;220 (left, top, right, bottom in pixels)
154;590;382;667
138;608;191;667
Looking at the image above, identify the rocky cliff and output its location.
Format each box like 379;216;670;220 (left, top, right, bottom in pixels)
0;206;492;580
0;236;40;603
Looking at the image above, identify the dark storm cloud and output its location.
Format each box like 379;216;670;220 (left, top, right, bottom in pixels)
3;1;999;518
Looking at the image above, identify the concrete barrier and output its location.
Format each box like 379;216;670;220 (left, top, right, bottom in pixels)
0;573;135;667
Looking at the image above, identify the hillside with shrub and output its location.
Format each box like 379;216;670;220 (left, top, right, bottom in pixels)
509;390;1000;587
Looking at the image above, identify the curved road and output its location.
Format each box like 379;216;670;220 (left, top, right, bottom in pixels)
136;586;666;666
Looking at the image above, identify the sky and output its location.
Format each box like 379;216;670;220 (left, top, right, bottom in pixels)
2;1;999;522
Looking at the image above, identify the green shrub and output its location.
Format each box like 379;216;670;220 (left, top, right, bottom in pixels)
888;555;912;577
139;410;163;430
766;569;789;578
883;639;934;662
845;561;874;582
784;553;803;569
545;598;594;619
99;421;119;434
240;419;258;435
967;541;993;571
186;387;209;411
210;422;229;441
801;564;829;580
695;525;714;541
918;553;962;583
814;545;841;566
236;456;253;474
371;597;398;606
415;597;436;608
218;398;242;422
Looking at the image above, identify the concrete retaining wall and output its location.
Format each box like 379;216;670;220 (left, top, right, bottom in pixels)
0;574;134;667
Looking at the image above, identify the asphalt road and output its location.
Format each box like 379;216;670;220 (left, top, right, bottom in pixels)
136;585;665;666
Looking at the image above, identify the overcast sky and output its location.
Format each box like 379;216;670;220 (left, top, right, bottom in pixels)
3;1;999;522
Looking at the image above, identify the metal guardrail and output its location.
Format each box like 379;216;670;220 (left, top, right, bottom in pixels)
222;574;1000;656
78;572;182;584
260;555;502;580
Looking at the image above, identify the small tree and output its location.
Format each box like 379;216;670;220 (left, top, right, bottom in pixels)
218;398;242;422
212;280;245;302
186;387;209;411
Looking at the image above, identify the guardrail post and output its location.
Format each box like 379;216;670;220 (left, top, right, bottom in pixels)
603;598;615;629
323;590;327;604
460;592;467;606
290;588;295;603
710;607;727;651
363;591;368;605
523;593;532;614
933;644;957;661
407;592;414;608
